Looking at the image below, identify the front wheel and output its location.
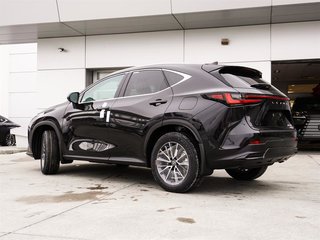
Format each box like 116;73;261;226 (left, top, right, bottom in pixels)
226;166;268;181
40;130;60;175
4;133;16;146
151;132;201;193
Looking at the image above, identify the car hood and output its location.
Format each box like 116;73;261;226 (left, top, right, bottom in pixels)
0;115;20;128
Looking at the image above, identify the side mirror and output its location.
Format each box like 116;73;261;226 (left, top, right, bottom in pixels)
67;92;80;104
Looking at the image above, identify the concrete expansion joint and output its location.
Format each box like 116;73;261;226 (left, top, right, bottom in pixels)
1;179;139;239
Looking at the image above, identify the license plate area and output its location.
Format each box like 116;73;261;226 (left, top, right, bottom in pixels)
261;110;292;128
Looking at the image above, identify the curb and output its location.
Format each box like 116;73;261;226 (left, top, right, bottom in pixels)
0;148;27;155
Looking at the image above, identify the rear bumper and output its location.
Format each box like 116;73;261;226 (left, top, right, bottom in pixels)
206;129;298;169
208;145;297;169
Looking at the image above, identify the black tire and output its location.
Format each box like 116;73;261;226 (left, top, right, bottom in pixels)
40;130;60;175
151;132;201;193
226;166;268;181
4;133;16;146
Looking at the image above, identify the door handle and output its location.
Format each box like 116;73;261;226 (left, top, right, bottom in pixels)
99;109;111;122
149;99;167;106
99;109;105;118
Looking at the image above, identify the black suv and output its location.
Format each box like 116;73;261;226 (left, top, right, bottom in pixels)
28;64;297;192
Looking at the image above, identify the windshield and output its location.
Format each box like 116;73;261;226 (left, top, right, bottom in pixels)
292;97;320;112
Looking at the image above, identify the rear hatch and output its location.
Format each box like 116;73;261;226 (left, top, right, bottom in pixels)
203;65;294;130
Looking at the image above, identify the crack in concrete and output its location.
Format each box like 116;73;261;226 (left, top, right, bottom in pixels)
307;154;320;167
1;232;87;240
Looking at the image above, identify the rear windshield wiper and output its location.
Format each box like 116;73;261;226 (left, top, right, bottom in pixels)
251;83;272;90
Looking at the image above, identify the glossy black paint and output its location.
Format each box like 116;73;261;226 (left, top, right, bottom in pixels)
28;64;297;175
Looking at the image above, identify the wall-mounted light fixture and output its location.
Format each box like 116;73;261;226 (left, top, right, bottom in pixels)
221;38;229;46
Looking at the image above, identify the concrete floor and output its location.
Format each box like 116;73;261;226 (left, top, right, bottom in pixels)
0;152;319;240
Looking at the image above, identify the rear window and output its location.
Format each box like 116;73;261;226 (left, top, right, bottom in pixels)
220;73;268;88
292;97;320;111
163;70;184;86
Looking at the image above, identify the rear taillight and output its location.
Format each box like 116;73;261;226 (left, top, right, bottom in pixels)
203;93;289;106
249;139;262;145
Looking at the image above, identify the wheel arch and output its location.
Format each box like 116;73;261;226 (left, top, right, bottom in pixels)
144;119;211;176
30;119;64;161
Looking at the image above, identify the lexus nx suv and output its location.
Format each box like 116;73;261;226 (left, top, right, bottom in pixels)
28;64;297;192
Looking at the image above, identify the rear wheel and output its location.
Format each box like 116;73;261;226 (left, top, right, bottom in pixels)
226;166;268;181
151;132;201;193
40;130;60;175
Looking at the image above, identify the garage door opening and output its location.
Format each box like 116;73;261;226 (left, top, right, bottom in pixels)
272;60;320;148
272;59;320;105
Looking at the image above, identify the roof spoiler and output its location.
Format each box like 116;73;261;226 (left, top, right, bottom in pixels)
202;64;262;78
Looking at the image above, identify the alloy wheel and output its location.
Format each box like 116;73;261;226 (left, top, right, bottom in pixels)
156;141;189;186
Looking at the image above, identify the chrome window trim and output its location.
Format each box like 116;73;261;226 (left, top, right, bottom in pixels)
79;68;192;103
162;69;192;88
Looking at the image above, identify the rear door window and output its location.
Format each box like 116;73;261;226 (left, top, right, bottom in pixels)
124;70;168;97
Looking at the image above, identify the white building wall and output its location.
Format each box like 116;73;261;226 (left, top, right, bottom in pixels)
8;43;37;147
57;0;172;21
86;31;184;68
172;0;271;13
37;69;85;110
184;24;271;81
271;21;320;60
38;37;85;70
37;37;86;111
0;0;59;26
0;45;10;117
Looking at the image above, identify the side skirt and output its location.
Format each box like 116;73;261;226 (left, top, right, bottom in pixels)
63;155;147;166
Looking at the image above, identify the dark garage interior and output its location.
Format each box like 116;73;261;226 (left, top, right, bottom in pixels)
272;59;320;104
272;59;320;149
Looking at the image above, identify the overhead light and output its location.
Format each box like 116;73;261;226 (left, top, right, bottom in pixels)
58;48;66;52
